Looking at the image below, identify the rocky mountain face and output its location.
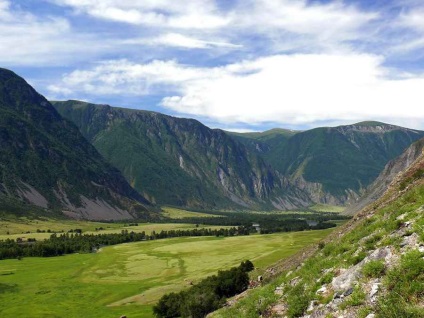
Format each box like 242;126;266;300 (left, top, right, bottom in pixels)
212;137;424;318
53;99;424;210
345;138;424;215
232;122;424;205
53;101;317;210
0;69;151;220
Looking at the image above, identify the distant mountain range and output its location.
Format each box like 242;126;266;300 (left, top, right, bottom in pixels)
53;100;312;210
1;67;423;219
0;68;151;220
231;121;424;202
53;100;424;211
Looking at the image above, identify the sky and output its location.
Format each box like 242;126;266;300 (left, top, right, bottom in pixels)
2;0;424;132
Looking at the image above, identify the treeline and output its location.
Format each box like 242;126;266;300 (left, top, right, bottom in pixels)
153;261;254;318
158;210;348;228
0;226;249;260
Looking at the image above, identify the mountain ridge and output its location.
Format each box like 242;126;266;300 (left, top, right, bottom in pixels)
53;100;319;210
53;99;424;210
0;69;152;220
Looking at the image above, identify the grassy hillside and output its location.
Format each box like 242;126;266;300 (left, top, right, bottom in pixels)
212;140;424;318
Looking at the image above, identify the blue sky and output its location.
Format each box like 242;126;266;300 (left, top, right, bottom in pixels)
2;0;424;131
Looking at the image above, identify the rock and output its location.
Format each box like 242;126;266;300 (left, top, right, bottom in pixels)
396;213;407;221
286;270;293;277
365;314;375;318
332;266;362;291
290;276;300;286
307;300;317;312
369;279;381;304
316;285;327;294
270;304;286;315
343;287;354;297
275;286;284;295
401;233;419;249
333;292;343;299
370;283;380;298
418;245;424;253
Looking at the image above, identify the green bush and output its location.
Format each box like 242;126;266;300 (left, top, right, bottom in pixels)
362;260;385;278
286;284;309;317
339;287;366;309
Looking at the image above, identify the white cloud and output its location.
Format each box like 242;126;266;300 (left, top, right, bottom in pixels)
0;0;110;65
48;0;378;51
398;9;424;31
50;54;424;129
126;33;242;49
235;0;378;42
49;0;229;29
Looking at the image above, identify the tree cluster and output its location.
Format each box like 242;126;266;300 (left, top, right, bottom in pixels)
153;261;254;318
0;226;249;260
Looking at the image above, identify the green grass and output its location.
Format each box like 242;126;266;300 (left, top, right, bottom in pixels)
212;182;424;318
362;260;385;278
0;217;229;241
0;228;334;318
160;206;221;219
309;204;345;213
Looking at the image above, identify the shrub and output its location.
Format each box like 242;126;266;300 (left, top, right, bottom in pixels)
286;284;309;317
339;287;365;309
362;260;385;278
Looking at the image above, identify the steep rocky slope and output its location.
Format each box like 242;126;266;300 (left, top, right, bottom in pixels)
0;69;151;220
231;122;424;205
53;100;314;210
212;138;424;317
345;138;424;215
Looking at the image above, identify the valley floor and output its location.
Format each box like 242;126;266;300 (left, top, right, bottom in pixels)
0;228;334;318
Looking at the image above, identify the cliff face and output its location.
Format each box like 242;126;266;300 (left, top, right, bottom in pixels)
231;121;424;205
54;100;424;211
53;100;318;210
345;138;424;215
0;69;151;220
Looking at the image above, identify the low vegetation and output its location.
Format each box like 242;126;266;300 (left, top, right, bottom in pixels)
212;180;424;318
0;229;334;317
153;261;254;318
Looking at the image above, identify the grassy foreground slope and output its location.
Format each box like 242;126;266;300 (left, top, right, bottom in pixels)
212;142;424;318
0;229;334;318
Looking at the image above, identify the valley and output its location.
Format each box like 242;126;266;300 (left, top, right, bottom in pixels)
0;67;422;318
0;227;334;318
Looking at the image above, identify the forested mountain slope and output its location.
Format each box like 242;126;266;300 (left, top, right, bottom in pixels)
53;100;313;210
0;69;151;220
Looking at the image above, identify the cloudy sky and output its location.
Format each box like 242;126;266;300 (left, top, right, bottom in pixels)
2;0;424;131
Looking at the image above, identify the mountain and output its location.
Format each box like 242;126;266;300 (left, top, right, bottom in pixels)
344;137;424;215
212;138;424;317
230;122;424;204
53;100;315;210
0;69;151;220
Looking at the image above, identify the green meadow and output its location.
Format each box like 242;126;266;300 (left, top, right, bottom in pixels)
0;228;334;318
0;218;228;241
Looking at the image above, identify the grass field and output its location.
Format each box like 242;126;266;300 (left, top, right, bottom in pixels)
0;218;229;241
160;206;221;219
0;228;334;318
309;204;345;213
